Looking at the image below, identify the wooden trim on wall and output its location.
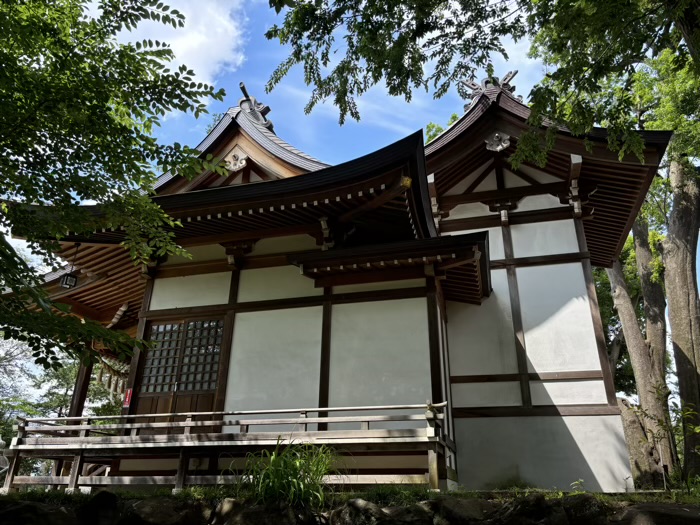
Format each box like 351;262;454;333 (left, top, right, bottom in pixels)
141;286;429;321
575;219;618;406
426;278;443;404
502;225;532;407
490;252;589;269
318;288;333;431
453;404;621;418
313;267;425;288
451;370;604;383
156;260;231;279
440;207;583;233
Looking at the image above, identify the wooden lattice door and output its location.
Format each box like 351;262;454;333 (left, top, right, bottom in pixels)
135;319;225;428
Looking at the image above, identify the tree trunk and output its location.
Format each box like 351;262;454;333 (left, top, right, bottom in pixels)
633;219;678;470
607;259;673;486
669;0;700;69
663;159;700;478
618;398;664;489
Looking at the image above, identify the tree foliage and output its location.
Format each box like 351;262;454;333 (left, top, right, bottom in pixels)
425;113;460;143
0;0;228;366
267;0;700;149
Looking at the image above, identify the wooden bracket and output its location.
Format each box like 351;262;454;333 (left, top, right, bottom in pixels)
222;240;257;269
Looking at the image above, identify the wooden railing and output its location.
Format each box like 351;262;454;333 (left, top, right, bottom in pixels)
2;402;455;493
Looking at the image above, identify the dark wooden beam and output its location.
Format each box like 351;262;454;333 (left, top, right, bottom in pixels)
441;182;568;208
178;224;322;247
440;206;587;232
451;370;604;383
453;404;621;418
490;252;589;269
312;267;426;288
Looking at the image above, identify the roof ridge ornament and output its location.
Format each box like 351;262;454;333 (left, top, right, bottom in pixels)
238;82;275;134
461;70;524;110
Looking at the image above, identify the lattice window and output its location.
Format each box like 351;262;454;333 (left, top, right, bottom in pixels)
140;319;224;394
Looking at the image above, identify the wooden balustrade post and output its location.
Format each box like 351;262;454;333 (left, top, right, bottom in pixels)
66;453;85;494
173;449;188;494
299;411;307;432
184;415;193;435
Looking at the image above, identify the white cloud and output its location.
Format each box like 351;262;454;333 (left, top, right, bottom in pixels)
119;0;247;87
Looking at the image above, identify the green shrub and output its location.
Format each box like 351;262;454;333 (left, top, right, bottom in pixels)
244;441;335;509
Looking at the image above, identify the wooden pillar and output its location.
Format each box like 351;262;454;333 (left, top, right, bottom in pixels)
68;359;93;418
122;278;155;416
426;276;443;404
318;287;332;431
575;219;617;405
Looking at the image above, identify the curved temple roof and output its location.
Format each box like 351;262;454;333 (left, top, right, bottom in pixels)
424;75;672;268
154;84;328;191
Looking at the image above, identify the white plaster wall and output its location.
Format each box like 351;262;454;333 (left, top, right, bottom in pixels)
518;165;563;184
518;264;601;373
443;161;492;196
442;226;504;260
149;272;231;310
237;266;322;302
447;269;517;376
250;235;319;256
516;194;569;212
454;415;633;492
333;278;425;294
225;306;323;432
503;169;529;188
530;380;608;406
328;298;431;411
510;220;579;258
447;202;492;220
451;382;521;407
161;244;226;265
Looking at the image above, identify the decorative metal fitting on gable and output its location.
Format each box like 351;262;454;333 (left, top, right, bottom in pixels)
485;131;511;152
224;146;248;172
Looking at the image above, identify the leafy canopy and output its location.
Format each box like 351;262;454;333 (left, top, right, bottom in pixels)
266;0;699;156
0;0;227;366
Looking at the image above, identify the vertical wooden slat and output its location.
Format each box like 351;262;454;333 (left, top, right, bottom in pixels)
502;225;532;407
575;219;617;405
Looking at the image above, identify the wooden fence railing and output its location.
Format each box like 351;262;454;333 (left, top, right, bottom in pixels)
2;402;454;493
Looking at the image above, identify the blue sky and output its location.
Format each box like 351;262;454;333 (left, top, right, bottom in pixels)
137;1;547;165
